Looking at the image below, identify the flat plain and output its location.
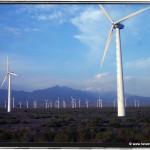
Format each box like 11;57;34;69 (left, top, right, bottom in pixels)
0;107;149;147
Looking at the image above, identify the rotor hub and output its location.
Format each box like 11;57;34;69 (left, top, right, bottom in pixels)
113;23;124;29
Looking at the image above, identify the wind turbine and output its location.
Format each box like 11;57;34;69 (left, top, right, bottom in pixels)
99;5;150;117
71;96;76;108
1;57;17;112
96;99;100;108
100;99;103;108
96;100;98;108
114;100;116;108
78;99;81;108
134;98;137;107
137;101;140;107
85;99;89;108
19;101;21;109
97;96;102;108
50;101;52;108
63;100;66;108
34;100;37;108
47;102;49;108
26;101;29;109
13;97;15;108
55;97;59;108
45;99;48;109
74;99;76;108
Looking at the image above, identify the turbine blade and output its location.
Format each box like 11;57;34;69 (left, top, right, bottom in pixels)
115;6;150;24
100;26;113;68
1;75;7;87
99;4;113;24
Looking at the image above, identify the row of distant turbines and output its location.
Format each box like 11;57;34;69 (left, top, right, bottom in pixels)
3;97;140;109
1;5;150;117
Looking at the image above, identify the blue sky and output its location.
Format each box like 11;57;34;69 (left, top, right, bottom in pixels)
0;4;150;97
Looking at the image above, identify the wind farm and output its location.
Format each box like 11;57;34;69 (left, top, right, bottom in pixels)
0;3;150;147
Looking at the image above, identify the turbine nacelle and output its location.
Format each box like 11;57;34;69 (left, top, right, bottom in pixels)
9;72;18;76
113;23;124;29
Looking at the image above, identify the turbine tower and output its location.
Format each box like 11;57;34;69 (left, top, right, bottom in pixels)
13;97;15;108
99;5;150;117
97;96;101;108
50;101;52;108
4;101;6;108
96;100;98;108
134;98;137;107
55;97;59;108
71;96;76;108
33;100;36;109
47;102;49;108
63;100;66;108
45;100;48;109
101;100;103;108
1;57;17;112
114;100;116;108
26;101;29;109
78;99;81;108
137;101;140;107
85;99;89;108
19;101;21;109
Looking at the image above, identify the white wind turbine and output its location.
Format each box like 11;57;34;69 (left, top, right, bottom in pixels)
13;97;15;108
100;99;103;108
19;101;21;109
96;99;99;108
85;99;89;108
134;98;137;107
97;96;102;108
63;100;66;108
71;96;76;108
1;57;17;112
33;100;36;109
99;5;150;117
137;101;140;107
45;99;48;109
26;101;29;109
78;99;81;108
96;100;98;108
50;101;52;108
113;99;116;108
55;97;59;108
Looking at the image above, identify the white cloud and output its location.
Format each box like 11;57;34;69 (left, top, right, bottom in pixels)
94;72;109;79
82;72;150;97
0;24;21;37
71;7;109;63
37;11;65;23
83;72;116;92
125;57;150;69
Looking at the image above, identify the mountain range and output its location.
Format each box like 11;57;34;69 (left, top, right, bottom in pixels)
0;85;149;107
